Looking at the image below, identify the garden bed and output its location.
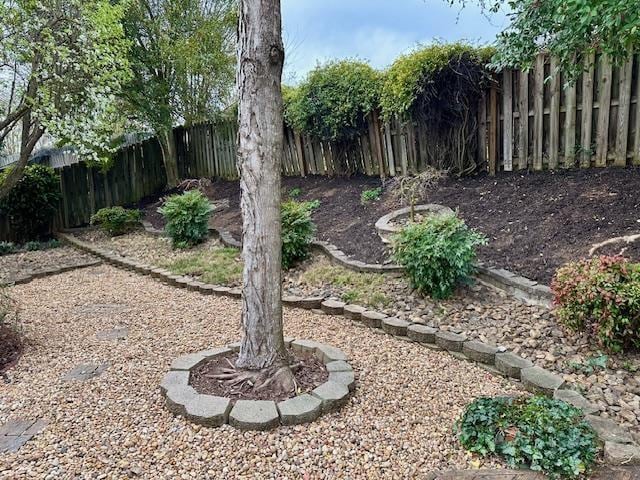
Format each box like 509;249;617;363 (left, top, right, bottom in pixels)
141;168;640;283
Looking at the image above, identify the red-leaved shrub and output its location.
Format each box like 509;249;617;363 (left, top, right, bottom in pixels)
552;256;640;353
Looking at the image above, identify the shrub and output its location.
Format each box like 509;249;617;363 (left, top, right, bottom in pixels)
392;214;486;299
158;190;213;248
0;242;17;256
23;239;61;251
90;207;142;236
0;165;61;242
552;256;640;353
283;60;382;142
288;187;302;199
281;200;317;269
360;187;382;205
457;396;599;479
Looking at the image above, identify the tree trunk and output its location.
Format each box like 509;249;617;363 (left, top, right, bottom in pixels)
235;0;287;370
158;129;180;188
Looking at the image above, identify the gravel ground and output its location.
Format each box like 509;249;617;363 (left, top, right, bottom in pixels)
0;247;96;284
1;265;523;479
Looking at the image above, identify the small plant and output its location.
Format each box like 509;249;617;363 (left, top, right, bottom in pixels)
288;187;302;199
457;396;599;479
567;353;608;375
552;256;640;353
392;214;486;299
159;190;213;248
360;187;382;205
281;199;316;269
0;164;61;242
0;242;17;256
390;168;445;221
24;241;42;251
91;207;142;236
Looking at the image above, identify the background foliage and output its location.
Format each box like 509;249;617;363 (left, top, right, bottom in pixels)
283;60;382;142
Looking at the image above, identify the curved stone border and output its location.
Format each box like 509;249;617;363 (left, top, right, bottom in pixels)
1;258;102;287
58;230;637;463
161;340;353;430
374;204;454;244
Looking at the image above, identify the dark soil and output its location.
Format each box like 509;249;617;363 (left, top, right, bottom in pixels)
141;168;640;284
189;349;328;402
0;325;22;372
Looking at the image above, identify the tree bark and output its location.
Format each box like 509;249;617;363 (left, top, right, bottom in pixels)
158;129;180;188
235;0;287;370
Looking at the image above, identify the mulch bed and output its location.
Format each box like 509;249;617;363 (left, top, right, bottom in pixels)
189;349;328;402
141;168;640;284
0;325;22;372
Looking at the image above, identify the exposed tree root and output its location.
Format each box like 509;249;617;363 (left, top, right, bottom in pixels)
589;233;640;256
210;361;303;398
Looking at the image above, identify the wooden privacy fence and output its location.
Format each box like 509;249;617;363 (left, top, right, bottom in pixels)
2;52;640;237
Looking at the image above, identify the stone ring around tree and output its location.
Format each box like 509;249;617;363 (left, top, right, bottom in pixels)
161;339;355;431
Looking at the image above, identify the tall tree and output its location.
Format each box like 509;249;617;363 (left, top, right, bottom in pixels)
122;0;236;188
470;0;640;74
0;0;130;199
214;0;293;394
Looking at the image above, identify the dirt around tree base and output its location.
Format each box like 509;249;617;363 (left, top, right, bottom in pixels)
0;325;22;372
189;349;328;402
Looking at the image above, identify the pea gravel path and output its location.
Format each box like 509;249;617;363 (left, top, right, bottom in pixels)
1;265;525;479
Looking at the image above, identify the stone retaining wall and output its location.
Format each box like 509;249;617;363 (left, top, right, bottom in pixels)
1;258;102;287
58;231;639;465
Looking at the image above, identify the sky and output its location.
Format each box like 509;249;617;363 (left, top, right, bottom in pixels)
281;0;510;83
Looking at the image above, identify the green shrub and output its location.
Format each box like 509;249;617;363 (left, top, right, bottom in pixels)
288;187;302;199
552;256;640;353
0;165;61;242
360;187;382;205
0;241;17;256
457;396;599;479
391;214;486;299
22;239;61;251
281;200;317;269
90;206;142;236
283;60;382;141
158;190;213;248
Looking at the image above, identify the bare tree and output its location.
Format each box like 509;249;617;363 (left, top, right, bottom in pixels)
215;0;294;395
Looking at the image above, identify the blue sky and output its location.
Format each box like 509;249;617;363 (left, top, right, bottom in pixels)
281;0;509;82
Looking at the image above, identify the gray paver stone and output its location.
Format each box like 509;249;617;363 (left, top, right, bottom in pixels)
586;415;634;444
160;371;190;394
462;341;499;364
227;341;242;352
435;331;467;352
95;327;129;341
311;381;350;413
361;311;387;329
407;324;437;343
184;395;231;427
198;347;232;360
326;360;353;372
292;297;323;310
343;305;366;320
520;366;564;396
277;394;322;425
382;317;411;336
321;300;345;315
328;371;356;391
0;419;34;436
165;385;198;416
494;352;533;379
229;400;280;431
0;435;31;453
553;389;599;415
315;344;347;363
170;353;206;371
604;441;640;466
291;339;320;354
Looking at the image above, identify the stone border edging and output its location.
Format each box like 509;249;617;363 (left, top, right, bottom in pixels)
57;231;638;464
161;339;353;430
1;257;102;288
374;204;454;244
